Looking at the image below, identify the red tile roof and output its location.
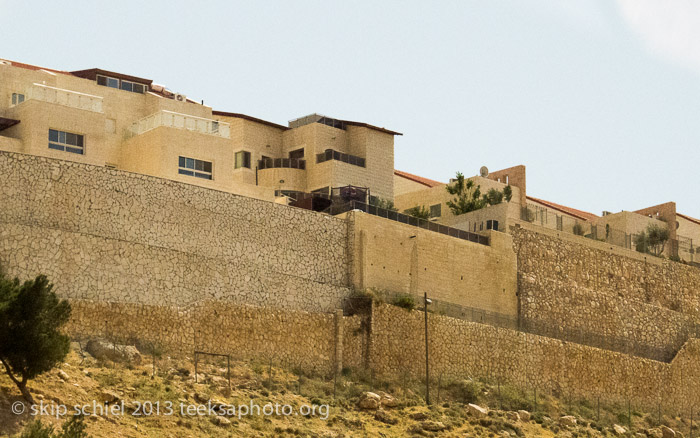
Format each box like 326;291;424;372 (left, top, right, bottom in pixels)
526;196;598;221
1;59;72;76
394;170;444;188
677;213;700;226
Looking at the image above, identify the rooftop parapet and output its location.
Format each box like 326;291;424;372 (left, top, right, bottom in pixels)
24;83;103;113
127;110;230;139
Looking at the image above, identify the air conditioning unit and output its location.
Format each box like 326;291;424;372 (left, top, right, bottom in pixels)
174;93;187;102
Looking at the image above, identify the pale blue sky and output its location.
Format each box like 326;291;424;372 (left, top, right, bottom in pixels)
2;0;699;217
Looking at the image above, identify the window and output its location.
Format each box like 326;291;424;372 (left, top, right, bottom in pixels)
289;148;304;159
486;220;499;231
120;80;145;94
235;151;251;169
97;75;146;93
97;75;119;89
11;93;25;106
211;121;219;134
178;156;212;180
430;204;442;218
48;129;84;155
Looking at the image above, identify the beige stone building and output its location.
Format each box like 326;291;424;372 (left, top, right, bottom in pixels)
395;164;700;263
0;59;400;204
1;57;698;262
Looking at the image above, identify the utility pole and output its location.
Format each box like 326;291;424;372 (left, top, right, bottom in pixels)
424;292;432;405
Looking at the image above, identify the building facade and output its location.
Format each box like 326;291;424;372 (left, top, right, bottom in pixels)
0;59;400;203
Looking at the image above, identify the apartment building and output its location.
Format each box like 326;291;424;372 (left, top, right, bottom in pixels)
395;165;700;263
0;59;400;203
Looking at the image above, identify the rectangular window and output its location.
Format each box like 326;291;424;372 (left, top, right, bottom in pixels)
178;156;212;180
430;204;442;218
11;93;25;106
48;129;84;155
97;75;119;89
235;151;251;169
289;148;304;159
119;80;145;93
97;75;146;93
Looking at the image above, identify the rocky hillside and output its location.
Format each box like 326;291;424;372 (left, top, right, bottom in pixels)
0;341;692;437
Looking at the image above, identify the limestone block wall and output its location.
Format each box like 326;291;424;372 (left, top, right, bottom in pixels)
349;211;518;317
370;304;700;409
0;152;351;312
511;224;700;359
65;300;344;375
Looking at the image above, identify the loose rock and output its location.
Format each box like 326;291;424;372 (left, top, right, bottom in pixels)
613;424;627;435
559;415;577;427
357;392;381;410
467;403;489;418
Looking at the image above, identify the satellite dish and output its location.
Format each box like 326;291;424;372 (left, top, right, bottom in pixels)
480;166;489;177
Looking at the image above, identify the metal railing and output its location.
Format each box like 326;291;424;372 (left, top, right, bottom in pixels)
371;290;518;329
332;200;490;246
127;110;230;138
316;149;366;167
258;158;306;170
26;83;103;113
521;204;697;264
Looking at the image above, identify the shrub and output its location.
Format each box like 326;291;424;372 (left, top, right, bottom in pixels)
17;415;90;438
369;197;398;212
497;386;532;411
18;421;54;438
392;294;415;311
404;206;431;220
449;379;480;404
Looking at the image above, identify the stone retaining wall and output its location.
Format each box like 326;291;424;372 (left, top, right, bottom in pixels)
65;299;700;410
0;152;351;312
511;225;700;360
370;304;700;410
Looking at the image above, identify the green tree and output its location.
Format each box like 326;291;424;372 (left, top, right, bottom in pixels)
0;274;71;404
482;188;504;206
503;185;513;202
404;205;431;220
369;197;398;212
445;172;486;215
446;172;512;215
634;223;670;257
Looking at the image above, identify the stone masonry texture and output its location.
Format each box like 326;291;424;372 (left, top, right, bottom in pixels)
0;152;351;312
3;151;700;410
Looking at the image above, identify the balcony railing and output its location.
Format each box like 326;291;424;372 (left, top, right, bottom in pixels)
316;149;365;167
258;158;306;170
26;83;103;113
127;110;230;139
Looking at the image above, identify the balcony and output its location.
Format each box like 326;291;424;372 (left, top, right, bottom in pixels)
316;149;365;167
258;158;306;170
25;83;103;113
127;110;230;139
